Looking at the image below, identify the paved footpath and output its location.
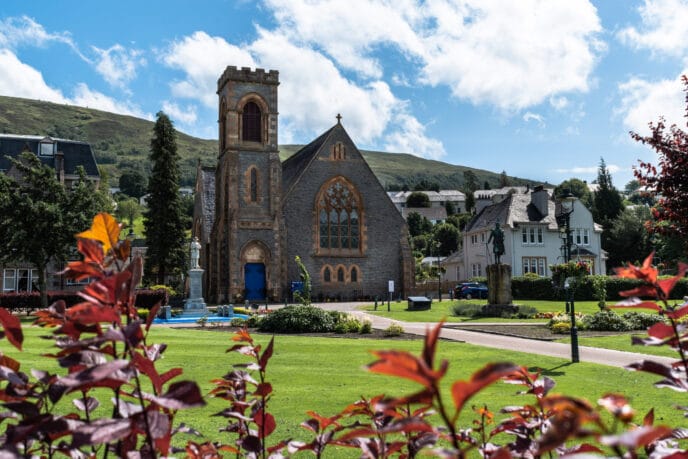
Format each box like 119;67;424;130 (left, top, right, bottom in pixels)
310;302;676;369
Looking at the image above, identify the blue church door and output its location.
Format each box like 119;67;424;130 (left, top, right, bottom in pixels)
244;263;266;301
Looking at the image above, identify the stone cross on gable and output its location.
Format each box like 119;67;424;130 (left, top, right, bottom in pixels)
336;113;342;124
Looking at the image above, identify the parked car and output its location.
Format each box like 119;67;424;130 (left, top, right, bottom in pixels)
454;282;488;300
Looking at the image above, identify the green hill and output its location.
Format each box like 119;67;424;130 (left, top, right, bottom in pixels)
0;95;540;189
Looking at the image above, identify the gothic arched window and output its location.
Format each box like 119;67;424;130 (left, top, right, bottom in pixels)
316;177;363;255
242;101;261;142
323;266;331;283
250;168;258;202
337;266;345;282
350;266;358;283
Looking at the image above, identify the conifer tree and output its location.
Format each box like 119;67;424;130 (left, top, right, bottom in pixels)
143;112;186;286
592;157;624;225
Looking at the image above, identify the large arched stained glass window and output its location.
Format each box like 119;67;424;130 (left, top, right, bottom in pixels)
316;177;362;254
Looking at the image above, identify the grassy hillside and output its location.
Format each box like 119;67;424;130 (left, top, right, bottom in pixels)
0;95;540;189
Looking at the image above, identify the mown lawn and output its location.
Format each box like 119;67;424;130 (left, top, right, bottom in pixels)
360;299;660;322
7;325;685;456
558;334;680;358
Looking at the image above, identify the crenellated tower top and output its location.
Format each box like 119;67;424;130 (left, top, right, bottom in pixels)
217;66;279;93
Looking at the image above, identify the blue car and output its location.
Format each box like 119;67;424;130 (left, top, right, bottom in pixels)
455;282;488;300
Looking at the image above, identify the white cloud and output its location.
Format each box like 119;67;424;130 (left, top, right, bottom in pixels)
160;31;256;107
0;49;67;103
523;112;545;126
263;0;604;112
92;44;145;89
384;113;446;159
162;101;198;125
0;15;89;61
550;96;569;110
617;74;687;136
554;164;621;175
71;83;152;120
617;0;688;57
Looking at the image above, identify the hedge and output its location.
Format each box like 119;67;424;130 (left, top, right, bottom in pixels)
511;276;688;301
0;289;169;312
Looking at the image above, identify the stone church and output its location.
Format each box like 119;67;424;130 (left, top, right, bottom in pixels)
192;66;414;303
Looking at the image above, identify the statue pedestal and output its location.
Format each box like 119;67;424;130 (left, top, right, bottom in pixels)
183;268;207;315
487;264;512;305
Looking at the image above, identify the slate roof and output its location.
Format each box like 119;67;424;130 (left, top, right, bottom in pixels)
402;206;447;221
387;190;466;204
0;134;99;177
466;192;558;233
281;125;336;197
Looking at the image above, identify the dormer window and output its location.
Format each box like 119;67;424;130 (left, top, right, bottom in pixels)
39;138;55;156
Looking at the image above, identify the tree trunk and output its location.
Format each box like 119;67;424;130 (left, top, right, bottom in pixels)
38;265;49;309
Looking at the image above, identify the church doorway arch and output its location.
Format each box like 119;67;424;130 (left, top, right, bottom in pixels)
241;242;269;301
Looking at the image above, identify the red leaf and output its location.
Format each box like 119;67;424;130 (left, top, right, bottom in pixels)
76;238;105;264
666;303;688;320
254;409;276;437
600;425;672;448
71;418;132;447
76;213;121;254
0;354;20;372
232;328;254;344
647;322;675;340
147;381;206;410
368;350;440;388
644;408;655;426
0;307;22;351
66;302;120;325
258;337;274;372
619;286;658;298
423;321;444;368
451;362;520;414
254;382;272;397
611;298;661;311
146;300;162;332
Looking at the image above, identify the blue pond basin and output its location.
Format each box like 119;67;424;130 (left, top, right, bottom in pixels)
152;313;249;325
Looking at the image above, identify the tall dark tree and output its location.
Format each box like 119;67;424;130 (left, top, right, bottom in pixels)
143;112;186;286
499;170;510;187
432;222;460;256
632;75;688;252
0;154;103;307
119;169;148;199
592;158;624;225
605;207;654;269
407;211;432;237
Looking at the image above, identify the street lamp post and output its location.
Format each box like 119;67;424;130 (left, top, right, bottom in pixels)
559;192;579;363
435;241;442;302
127;228;136;263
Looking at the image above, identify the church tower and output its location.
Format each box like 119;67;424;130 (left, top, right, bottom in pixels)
209;66;284;303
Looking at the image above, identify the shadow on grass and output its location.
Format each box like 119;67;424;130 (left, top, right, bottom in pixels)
528;362;574;377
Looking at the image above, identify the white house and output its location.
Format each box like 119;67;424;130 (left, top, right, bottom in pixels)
455;186;604;280
388;190;466;214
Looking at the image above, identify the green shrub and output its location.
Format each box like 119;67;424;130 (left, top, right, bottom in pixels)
582;310;629;332
384;323;405;337
359;320;372;334
246;315;263;328
514;305;538;319
451;303;483;317
621;311;664;330
257;306;336;333
511;276;554;300
230;318;247;327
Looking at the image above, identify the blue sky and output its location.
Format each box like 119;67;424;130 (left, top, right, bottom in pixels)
1;0;687;188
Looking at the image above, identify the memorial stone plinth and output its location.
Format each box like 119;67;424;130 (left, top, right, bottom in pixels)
487;264;513;306
183;268;207;315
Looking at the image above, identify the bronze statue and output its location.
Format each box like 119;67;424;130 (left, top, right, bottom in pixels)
487;222;505;264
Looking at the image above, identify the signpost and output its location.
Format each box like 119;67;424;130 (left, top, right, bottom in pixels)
388;280;394;311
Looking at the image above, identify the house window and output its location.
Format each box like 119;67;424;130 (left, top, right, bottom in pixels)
3;268;38;292
521;226;543;245
242;101;262;142
471;234;479;245
471;263;482;277
480;232;485;243
575;229;590;246
316;177;362;255
39;140;54;156
522;257;546;276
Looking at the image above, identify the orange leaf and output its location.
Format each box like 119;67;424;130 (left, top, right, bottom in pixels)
368;350;436;388
76;213;121;254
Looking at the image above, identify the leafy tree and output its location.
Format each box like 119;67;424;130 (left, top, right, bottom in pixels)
592;157;624;225
0;154;103;307
446;213;472;231
444;201;456;216
119;168;148;199
483;180;491;190
632;77;688;250
554;178;593;209
432;222;460;256
499;170;510;187
465;191;475;213
605;206;653;270
406;191;430;208
413;180;439;192
463;170;478;193
116;197;142;228
406;211;432;237
143;111;186;285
